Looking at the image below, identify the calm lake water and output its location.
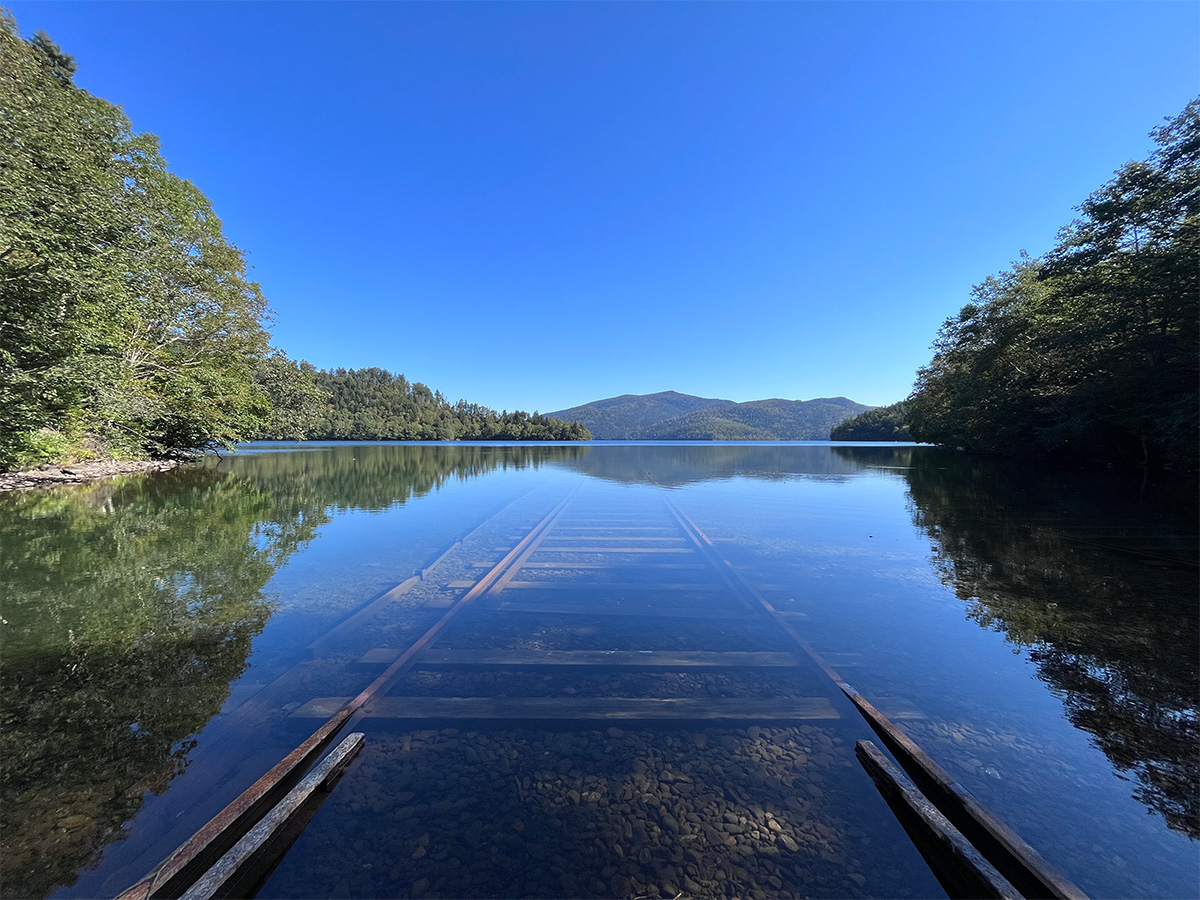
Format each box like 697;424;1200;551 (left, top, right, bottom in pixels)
1;442;1195;899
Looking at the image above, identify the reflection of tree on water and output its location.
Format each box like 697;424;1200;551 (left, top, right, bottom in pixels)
221;442;590;512
557;444;915;486
229;443;919;496
1;444;599;898
903;452;1199;839
0;469;325;899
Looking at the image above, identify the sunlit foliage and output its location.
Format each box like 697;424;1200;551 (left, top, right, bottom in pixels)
286;367;591;441
0;13;282;469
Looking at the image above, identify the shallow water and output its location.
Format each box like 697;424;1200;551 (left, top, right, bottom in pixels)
1;442;1195;898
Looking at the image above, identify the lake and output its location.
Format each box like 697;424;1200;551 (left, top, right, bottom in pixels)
1;442;1195;899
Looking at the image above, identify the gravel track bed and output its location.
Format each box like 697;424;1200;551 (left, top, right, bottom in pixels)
259;724;941;899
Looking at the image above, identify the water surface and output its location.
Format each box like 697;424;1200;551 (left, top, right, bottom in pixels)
0;443;1194;898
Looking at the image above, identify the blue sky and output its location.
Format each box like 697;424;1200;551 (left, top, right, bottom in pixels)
10;2;1198;412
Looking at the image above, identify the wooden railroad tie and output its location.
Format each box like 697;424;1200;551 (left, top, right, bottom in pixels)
413;649;802;668
355;648;802;668
292;696;841;722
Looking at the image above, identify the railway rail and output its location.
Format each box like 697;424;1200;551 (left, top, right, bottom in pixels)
116;490;1085;900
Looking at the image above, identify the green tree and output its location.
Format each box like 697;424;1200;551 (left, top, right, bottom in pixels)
907;100;1199;468
830;401;913;441
253;354;329;441
1;12;279;469
1039;100;1199;464
907;257;1050;452
1;11;134;466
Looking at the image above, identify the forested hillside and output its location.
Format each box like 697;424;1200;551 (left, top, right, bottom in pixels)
294;368;590;441
0;14;588;471
831;402;913;441
907;100;1198;469
548;392;868;440
637;398;869;441
547;392;734;440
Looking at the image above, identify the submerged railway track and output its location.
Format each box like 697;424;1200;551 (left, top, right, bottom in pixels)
115;489;1085;900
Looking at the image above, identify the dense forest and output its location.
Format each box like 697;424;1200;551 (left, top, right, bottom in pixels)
0;16;586;473
285;367;590;442
830;402;913;441
906;100;1198;469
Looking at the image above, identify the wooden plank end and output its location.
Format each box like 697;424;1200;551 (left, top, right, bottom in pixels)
856;740;1021;900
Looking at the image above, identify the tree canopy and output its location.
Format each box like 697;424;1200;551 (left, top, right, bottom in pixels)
829;402;913;441
279;367;590;442
0;13;588;471
1;13;280;469
907;100;1199;468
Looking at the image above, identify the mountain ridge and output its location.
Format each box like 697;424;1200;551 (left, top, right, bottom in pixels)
547;392;872;441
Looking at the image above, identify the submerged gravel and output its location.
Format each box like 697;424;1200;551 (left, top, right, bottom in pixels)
259;724;941;899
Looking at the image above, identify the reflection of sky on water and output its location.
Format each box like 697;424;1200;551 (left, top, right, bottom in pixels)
4;443;1194;899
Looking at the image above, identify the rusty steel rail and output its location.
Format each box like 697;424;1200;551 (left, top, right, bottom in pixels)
120;490;1086;900
663;496;1086;900
116;493;571;900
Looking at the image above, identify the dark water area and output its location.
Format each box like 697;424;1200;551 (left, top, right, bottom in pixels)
0;442;1195;899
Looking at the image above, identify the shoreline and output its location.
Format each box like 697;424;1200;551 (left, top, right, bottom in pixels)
0;458;186;493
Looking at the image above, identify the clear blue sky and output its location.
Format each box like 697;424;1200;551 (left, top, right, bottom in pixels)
10;2;1198;412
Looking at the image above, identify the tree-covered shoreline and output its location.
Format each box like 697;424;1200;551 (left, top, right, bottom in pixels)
3;9;1193;473
829;402;912;442
0;13;587;473
905;101;1198;470
1;13;289;471
262;366;590;442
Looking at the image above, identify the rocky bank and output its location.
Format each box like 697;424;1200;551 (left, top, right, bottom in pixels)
0;458;184;492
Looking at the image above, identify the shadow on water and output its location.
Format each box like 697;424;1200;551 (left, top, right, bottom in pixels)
895;449;1199;839
0;468;325;899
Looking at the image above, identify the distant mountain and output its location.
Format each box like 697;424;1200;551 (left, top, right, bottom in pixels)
547;391;734;440
637;397;871;440
547;392;871;440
